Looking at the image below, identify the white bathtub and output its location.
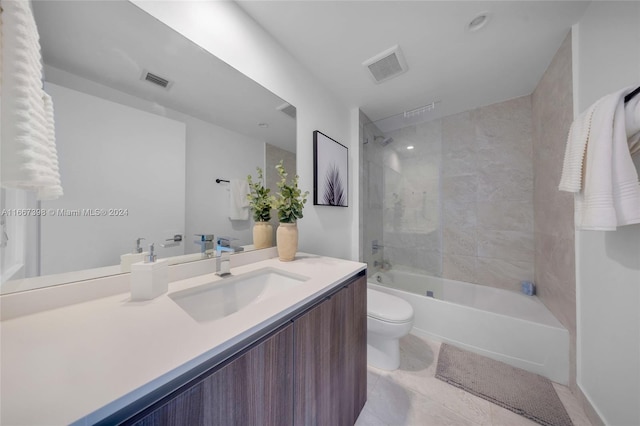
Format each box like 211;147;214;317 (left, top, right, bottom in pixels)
369;269;569;384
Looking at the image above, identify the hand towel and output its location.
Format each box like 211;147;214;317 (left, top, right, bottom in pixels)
1;0;64;200
229;179;250;220
559;86;640;230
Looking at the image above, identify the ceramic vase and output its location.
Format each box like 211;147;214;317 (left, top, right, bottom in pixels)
276;222;298;261
253;221;273;249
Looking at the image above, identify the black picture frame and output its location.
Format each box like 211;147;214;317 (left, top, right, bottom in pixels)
313;130;348;207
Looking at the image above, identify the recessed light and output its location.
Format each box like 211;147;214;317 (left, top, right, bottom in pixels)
258;122;269;128
406;146;414;150
467;12;490;32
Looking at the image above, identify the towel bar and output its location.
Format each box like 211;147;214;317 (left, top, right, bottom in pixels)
624;86;640;103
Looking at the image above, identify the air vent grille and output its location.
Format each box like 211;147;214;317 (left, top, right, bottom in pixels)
142;70;172;89
363;45;408;84
277;102;297;119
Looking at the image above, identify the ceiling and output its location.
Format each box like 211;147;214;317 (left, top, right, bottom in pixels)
237;0;590;123
33;1;296;152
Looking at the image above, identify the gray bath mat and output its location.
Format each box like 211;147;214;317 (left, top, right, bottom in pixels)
435;343;573;426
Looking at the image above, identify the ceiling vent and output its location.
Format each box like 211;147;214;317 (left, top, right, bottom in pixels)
276;102;297;119
362;45;408;84
141;70;173;90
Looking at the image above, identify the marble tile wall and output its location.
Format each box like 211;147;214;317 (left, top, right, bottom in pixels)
440;96;535;290
382;120;443;275
531;32;576;390
366;96;535;287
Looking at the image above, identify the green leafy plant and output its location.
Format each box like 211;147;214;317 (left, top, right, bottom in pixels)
271;161;309;223
246;167;272;222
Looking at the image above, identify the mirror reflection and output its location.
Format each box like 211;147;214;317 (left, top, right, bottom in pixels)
0;1;296;294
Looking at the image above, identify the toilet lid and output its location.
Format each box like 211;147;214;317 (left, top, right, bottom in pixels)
367;289;414;323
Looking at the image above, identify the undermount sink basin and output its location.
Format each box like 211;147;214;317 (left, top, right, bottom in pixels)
169;267;309;323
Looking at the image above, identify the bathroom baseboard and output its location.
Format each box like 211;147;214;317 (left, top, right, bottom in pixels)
576;385;605;426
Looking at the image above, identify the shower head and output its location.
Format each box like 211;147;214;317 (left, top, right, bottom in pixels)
375;136;394;146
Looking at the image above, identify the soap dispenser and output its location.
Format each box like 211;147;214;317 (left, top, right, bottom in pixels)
120;237;148;272
130;243;169;301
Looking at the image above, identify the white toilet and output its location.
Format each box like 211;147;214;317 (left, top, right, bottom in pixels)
367;288;415;370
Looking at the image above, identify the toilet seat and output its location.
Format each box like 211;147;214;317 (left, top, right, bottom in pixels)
367;289;413;324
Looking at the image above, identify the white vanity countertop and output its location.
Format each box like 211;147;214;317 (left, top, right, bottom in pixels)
0;253;366;425
1;264;123;294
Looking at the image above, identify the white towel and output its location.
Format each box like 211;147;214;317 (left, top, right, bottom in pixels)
559;86;640;230
229;179;250;220
625;93;640;155
558;101;600;193
0;0;63;200
37;92;63;199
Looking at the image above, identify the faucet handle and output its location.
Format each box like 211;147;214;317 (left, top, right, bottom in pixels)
194;234;214;242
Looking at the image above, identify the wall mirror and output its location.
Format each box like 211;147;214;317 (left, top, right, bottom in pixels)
0;0;296;294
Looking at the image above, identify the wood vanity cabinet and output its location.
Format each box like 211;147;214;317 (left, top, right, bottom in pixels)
293;274;367;426
124;272;366;426
130;324;294;426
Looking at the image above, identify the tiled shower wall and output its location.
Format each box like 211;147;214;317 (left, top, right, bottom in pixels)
383;121;443;275
369;96;535;292
440;96;534;291
531;32;576;389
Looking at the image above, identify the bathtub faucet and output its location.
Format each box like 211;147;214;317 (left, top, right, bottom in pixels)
372;240;384;254
373;260;391;270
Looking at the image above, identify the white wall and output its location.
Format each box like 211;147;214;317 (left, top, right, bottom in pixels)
44;66;266;257
41;82;186;275
130;0;358;261
184;117;264;254
573;2;640;425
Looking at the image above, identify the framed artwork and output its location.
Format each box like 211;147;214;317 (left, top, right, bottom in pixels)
313;130;348;207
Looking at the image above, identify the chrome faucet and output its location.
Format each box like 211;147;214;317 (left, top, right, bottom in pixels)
194;234;215;258
216;251;231;277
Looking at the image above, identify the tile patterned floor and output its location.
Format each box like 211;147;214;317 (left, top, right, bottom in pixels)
356;334;593;426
